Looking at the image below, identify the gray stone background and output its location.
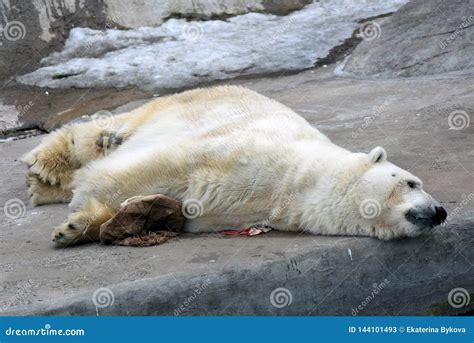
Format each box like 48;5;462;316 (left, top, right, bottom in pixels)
0;0;472;316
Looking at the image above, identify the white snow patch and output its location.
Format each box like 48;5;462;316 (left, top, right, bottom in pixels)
17;0;408;90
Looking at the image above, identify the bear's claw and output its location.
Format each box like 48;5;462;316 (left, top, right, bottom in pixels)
96;130;123;154
52;219;88;246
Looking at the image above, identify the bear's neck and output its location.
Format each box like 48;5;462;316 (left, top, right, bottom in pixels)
283;144;372;237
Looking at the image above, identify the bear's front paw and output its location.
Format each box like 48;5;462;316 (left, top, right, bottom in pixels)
52;220;89;246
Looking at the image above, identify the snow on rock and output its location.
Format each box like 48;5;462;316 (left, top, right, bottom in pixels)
17;0;408;91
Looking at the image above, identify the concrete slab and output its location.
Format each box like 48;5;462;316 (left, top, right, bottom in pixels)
1;66;473;315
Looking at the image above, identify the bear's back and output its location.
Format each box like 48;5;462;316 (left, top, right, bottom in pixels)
130;85;329;147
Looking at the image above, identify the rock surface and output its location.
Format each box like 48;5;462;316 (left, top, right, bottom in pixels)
105;0;312;27
16;0;407;90
1;65;473;315
1;0;473;316
343;0;474;77
0;0;310;82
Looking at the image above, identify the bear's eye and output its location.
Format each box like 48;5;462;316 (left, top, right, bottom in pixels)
407;181;416;189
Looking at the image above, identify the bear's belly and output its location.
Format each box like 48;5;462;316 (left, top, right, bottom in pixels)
183;214;302;233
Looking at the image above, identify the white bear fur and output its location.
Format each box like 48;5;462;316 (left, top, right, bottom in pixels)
23;86;441;245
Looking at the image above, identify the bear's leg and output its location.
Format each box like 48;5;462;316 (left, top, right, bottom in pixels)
51;198;115;246
26;172;72;206
22;120;128;206
22;128;78;206
22;128;78;187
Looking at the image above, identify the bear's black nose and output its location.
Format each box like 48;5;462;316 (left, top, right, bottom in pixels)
433;206;447;225
405;206;448;229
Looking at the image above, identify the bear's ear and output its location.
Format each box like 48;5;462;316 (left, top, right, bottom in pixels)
369;146;387;164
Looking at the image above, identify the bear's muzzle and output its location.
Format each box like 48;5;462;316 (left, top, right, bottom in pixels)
405;205;447;229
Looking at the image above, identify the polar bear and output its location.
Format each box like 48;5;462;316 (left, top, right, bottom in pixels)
22;86;447;246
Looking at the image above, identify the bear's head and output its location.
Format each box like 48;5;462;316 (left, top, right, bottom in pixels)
352;147;447;239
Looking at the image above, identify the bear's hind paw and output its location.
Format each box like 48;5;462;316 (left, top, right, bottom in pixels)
26;173;72;206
